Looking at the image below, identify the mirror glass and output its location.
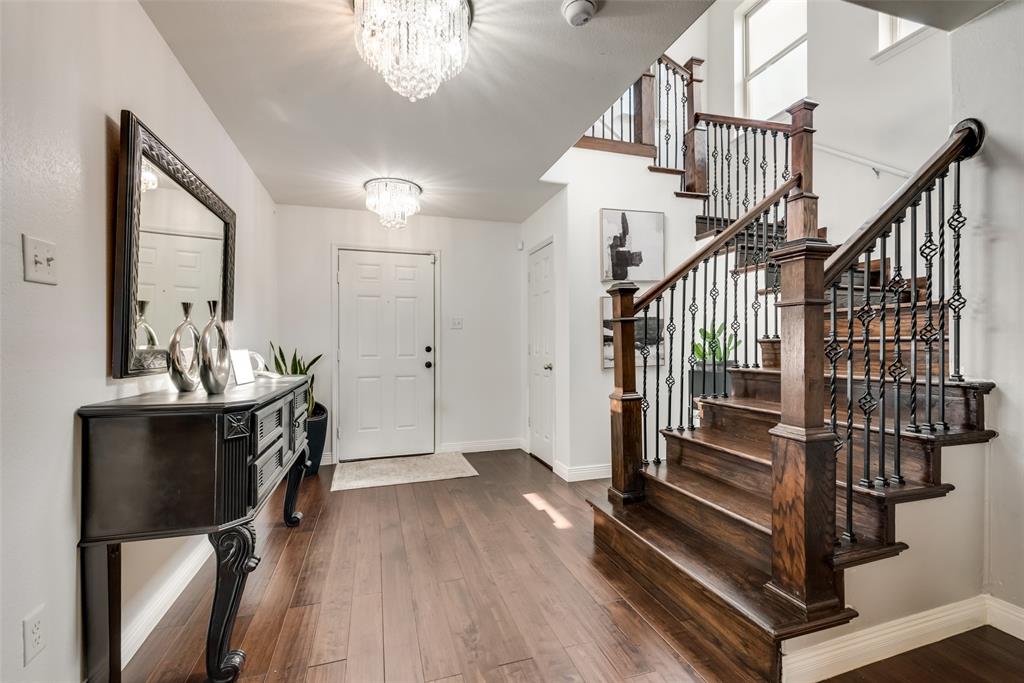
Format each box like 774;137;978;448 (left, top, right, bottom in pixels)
135;157;225;353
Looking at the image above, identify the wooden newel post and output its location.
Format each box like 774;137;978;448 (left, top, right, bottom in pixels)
607;281;645;505
632;72;656;147
767;99;841;615
683;57;707;194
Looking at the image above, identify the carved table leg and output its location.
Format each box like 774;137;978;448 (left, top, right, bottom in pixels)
206;522;259;683
283;446;309;527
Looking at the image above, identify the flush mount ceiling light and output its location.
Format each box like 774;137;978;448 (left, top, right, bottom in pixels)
364;177;422;229
354;0;472;102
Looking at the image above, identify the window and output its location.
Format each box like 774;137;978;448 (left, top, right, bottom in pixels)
743;0;807;120
878;13;926;51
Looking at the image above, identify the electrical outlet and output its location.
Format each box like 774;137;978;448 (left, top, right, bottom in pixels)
22;604;45;666
22;235;57;285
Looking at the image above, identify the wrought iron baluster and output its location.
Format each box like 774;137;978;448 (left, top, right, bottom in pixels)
672;69;679;170
752;129;758;207
843;267;857;543
627;82;633;143
772;130;779;190
908;199;921;432
679;74;688;170
678;275;688;430
688;267;699;429
948;161;967;382
888;215;908;485
771;197;783;339
751;215;764;365
664;64;672;169
782;132;791;181
742;225;750;367
701;258;710;397
921;184;938;430
743;128;750;213
731;237;741;368
710;252;721;398
876;230;889;487
857;247;877;489
760;130;768;200
666;285;676;435
763;210;771;341
722;244;730;391
711;124;720;231
654;295;662;465
640;306;651;464
825;286;843;454
936;171;949;430
734;128;741;221
724;126;733;226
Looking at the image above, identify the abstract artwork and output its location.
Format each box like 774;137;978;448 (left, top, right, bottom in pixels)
601;209;665;282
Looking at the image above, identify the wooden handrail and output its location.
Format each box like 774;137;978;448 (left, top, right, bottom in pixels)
657;53;691;79
693;112;792;134
636;174;802;310
823;119;984;285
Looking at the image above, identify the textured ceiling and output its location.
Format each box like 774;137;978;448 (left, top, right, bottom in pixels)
142;0;711;222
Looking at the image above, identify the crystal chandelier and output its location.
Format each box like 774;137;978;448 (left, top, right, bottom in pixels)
364;177;422;229
354;0;472;102
140;159;159;193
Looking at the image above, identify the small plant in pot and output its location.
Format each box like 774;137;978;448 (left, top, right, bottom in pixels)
690;324;740;396
269;343;328;477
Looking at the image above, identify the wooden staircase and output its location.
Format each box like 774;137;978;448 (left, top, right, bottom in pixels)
590;96;994;681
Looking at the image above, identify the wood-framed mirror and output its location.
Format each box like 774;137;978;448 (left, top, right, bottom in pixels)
112;110;236;378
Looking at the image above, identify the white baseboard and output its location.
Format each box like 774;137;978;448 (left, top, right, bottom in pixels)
122;539;213;667
552;461;611;482
783;594;1024;682
438;438;525;453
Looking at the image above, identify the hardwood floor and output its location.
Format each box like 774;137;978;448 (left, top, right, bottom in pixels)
827;626;1024;682
124;450;1024;683
125;450;724;683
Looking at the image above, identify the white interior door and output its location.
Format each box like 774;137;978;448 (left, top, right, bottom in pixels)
337;249;435;460
528;242;555;465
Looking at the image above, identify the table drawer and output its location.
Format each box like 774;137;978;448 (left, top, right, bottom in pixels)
250;436;286;508
254;398;287;455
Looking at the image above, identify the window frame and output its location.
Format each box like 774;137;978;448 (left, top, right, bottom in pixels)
742;0;808;120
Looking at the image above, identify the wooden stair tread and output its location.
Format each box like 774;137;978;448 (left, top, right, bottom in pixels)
642;463;771;532
833;538;910;570
589;496;858;638
649;165;686;176
839;478;954;502
729;365;996;392
699;395;998;445
663;427;772;465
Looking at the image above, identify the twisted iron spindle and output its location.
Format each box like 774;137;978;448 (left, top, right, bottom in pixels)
772;130;779;188
640;306;651;464
825;286;843;454
743;129;751;213
857;247;877;489
724;127;734;226
936;171;949;430
688;267;699;429
752;130;758;206
731;237;741;368
666;286;676;434
711;124;720;230
921;184;938;430
751;215;764;365
876;229;890;487
678;274;688;431
760;130;768;201
663;65;672;169
908;199;921;432
710;252;721;398
722;244;730;391
888;215;908;485
654;296;662;465
762;211;771;341
843;269;857;542
742;225;750;367
948;161;967;382
734;128;741;220
782;132;791;181
701;260;710;398
771;198;783;339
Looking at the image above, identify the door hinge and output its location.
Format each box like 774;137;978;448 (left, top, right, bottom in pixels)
431;255;438;265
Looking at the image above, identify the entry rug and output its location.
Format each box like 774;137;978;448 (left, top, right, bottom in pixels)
331;451;478;492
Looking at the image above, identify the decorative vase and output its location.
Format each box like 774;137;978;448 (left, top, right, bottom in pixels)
135;299;160;348
199;300;231;394
168;302;201;392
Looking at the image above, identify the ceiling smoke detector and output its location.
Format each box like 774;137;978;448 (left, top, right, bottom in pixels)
561;0;596;27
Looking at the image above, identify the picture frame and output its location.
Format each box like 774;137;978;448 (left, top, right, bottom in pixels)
600;208;665;283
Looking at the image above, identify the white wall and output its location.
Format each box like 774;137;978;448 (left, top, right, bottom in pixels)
274;205;523;459
1;2;279;680
951;0;1024;609
519;148;703;479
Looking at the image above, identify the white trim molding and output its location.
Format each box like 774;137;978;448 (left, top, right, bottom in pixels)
438;438;526;454
782;594;1024;682
122;540;213;667
814;143;912;179
553;461;612;482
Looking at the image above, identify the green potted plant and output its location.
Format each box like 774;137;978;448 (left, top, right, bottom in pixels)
269;342;328;477
690;324;740;396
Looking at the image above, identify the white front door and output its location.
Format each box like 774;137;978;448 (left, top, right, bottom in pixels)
337;249;435;460
528;242;555;465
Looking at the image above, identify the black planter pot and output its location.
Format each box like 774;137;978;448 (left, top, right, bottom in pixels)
688;368;732;399
304;402;328;477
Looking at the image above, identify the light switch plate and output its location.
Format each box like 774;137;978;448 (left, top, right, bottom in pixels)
22;235;57;285
450;317;464;330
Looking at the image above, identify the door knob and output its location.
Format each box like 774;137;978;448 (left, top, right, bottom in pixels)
425;345;432;353
425;361;433;369
543;363;553;371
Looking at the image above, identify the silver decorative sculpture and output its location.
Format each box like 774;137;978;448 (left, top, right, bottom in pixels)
199;300;231;394
168;302;201;392
135;300;160;349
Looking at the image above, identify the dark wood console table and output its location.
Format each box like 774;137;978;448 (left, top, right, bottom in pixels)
78;376;311;683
